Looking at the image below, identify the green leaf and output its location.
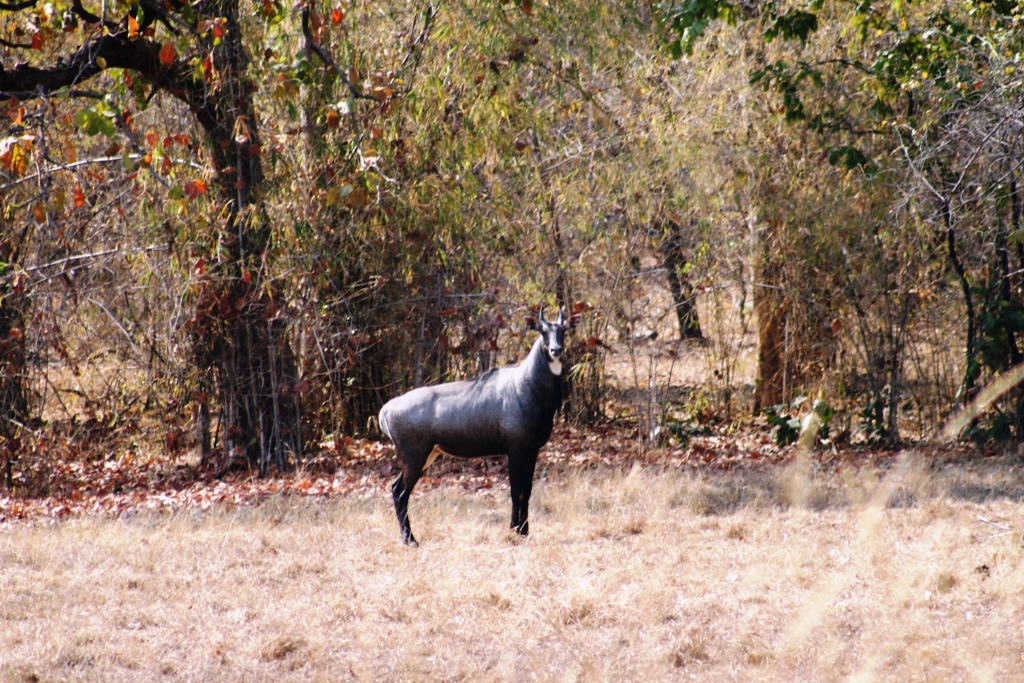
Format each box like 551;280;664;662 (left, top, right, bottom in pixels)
74;104;116;138
669;38;682;60
657;0;735;55
764;10;819;43
827;145;875;174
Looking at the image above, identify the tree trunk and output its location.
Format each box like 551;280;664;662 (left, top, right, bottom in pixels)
0;270;27;489
185;2;300;472
752;220;786;414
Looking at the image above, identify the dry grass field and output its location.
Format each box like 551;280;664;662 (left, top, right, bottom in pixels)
3;455;1024;682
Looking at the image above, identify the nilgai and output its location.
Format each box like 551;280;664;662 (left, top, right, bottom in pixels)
379;308;581;545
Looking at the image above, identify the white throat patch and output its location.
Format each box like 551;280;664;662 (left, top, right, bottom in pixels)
548;359;562;375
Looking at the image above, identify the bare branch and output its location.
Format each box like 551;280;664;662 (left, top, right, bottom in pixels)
400;4;436;70
300;7;375;102
69;0;116;28
25;247;122;274
0;155;140;192
1;153;205;193
0;37;33;49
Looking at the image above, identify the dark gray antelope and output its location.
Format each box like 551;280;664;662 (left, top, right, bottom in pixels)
379;308;581;545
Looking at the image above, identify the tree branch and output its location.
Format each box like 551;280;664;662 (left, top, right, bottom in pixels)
69;0;118;29
0;31;177;101
0;0;37;10
0;88;105;100
400;4;435;70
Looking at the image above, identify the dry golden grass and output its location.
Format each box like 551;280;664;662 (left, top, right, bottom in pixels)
2;457;1024;682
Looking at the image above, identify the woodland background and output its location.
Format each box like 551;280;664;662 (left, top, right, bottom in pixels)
2;0;1023;493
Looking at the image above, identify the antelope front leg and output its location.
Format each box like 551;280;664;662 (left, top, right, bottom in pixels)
507;452;538;535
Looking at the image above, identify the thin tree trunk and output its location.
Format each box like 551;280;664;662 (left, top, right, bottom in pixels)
753;220;786;414
1010;174;1024;436
659;219;703;340
942;201;977;405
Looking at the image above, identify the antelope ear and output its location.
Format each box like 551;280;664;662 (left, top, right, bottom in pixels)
567;313;582;329
525;315;540;331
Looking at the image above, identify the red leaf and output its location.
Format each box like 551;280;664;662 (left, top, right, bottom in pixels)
522;0;532;14
331;8;344;24
31;32;43;50
159;42;176;66
73;184;85;208
128;14;140;39
309;5;324;46
145;129;159;147
184;179;208;199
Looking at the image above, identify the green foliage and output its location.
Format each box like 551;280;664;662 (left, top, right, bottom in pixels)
659;0;736;57
73;103;116;138
976;283;1024;374
663;413;712;448
764;9;819;43
764;396;833;447
827;146;875;174
764;403;802;446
